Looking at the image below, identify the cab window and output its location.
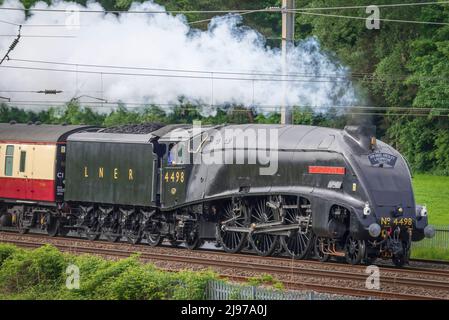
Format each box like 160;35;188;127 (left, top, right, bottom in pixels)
167;143;174;165
174;144;186;165
4;145;14;176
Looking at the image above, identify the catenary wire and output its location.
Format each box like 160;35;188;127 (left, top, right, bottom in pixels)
0;64;363;83
293;10;449;26
3;102;447;118
4;99;449;113
0;1;448;14
7;58;366;80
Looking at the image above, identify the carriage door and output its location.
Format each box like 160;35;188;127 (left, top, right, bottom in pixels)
17;146;29;199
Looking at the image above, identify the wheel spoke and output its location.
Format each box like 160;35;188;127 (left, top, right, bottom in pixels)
218;202;247;253
146;231;163;247
248;199;279;257
345;236;365;265
281;199;312;259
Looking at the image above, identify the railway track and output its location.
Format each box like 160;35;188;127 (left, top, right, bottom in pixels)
1;231;448;300
410;258;449;266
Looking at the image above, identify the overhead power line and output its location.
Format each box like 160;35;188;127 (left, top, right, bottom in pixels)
0;90;62;94
189;9;265;25
0;19;20;26
294;10;449;26
4;99;449;113
0;35;76;38
1;2;448;29
0;1;448;14
291;1;449;11
0;64;358;83
0;19;80;27
0;7;257;14
3;101;448;118
5;58;449;83
8;57;356;79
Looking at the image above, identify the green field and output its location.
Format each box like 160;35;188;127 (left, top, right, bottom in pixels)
412;174;449;226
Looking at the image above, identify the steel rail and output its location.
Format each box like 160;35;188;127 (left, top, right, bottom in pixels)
1;230;448;276
0;233;448;300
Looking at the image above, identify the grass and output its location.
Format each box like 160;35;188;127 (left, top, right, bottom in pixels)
411;247;449;261
412;174;449;226
411;174;449;260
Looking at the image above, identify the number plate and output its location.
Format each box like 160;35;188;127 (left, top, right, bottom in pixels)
380;217;413;227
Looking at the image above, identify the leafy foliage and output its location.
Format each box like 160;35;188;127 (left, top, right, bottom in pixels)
0;102;349;127
0;244;218;300
0;245;65;295
297;0;449;174
247;273;284;290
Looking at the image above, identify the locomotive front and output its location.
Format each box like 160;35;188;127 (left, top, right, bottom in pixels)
341;126;434;266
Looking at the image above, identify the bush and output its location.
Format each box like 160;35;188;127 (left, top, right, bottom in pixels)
247;273;284;290
0;244;21;267
0;245;65;295
0;244;218;300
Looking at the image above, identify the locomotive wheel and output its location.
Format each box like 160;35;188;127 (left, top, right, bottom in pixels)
217;203;248;254
185;235;201;250
345;236;366;265
248;200;279;257
58;224;70;237
16;212;29;234
126;230;142;245
123;212;142;244
46;216;60;237
0;213;12;227
85;225;100;241
314;236;330;262
392;255;407;267
102;213;121;243
280;200;313;259
185;237;203;250
146;233;163;247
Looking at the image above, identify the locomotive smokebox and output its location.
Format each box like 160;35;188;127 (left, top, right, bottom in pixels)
344;125;377;151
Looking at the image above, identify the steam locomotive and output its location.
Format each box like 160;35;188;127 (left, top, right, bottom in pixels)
0;122;434;266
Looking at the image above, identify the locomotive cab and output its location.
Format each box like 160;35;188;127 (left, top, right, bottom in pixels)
158;128;190;209
156;124;215;209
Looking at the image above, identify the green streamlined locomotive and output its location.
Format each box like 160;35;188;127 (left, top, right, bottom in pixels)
0;123;434;266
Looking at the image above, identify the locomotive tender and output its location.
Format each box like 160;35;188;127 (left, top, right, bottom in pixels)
0;122;434;266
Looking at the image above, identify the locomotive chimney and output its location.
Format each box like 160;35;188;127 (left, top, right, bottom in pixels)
344;125;376;151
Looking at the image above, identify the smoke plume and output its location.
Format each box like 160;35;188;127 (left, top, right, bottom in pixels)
0;0;359;113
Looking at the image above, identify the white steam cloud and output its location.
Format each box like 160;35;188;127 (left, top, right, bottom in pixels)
0;0;358;113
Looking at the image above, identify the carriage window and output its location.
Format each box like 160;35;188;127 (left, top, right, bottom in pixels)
19;151;26;173
4;145;14;176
